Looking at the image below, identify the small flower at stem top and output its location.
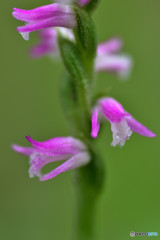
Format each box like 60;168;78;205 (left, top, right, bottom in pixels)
91;97;156;147
12;136;90;181
96;38;133;79
12;3;77;40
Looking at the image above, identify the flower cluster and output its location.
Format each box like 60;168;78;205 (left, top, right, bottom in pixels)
12;3;132;79
12;0;156;181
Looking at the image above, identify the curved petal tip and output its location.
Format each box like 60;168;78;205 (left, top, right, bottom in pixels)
126;117;156;138
12;143;33;156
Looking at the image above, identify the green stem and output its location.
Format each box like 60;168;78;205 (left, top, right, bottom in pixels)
59;65;105;240
76;185;97;240
58;16;105;238
74;145;105;240
60;68;105;240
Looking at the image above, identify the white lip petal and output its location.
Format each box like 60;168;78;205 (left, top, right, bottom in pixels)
111;119;132;147
20;31;29;40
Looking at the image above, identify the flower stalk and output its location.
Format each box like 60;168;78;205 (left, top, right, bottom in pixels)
58;6;105;238
59;71;105;239
11;0;156;239
74;147;104;240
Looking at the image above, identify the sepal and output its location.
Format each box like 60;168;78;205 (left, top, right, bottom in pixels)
58;35;87;83
74;7;97;60
58;35;91;136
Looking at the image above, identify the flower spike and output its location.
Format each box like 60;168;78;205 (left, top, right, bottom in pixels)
12;3;76;40
12;136;90;181
91;97;156;147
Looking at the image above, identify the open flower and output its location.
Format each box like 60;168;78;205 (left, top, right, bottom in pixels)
28;34;132;81
30;28;58;58
91;97;156;147
12;136;90;181
95;38;132;79
30;27;74;58
12;3;77;40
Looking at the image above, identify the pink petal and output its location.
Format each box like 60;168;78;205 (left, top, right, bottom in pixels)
30;28;58;58
91;108;100;138
99;98;128;123
97;38;123;55
39;28;57;40
30;44;54;58
29;153;73;178
26;136;87;156
17;14;76;33
95;54;132;79
126;116;156;138
12;4;69;22
40;152;90;181
12;144;34;156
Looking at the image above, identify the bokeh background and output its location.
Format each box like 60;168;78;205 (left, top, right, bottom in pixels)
1;0;160;239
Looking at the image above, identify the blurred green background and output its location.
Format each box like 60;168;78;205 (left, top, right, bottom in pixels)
1;0;159;239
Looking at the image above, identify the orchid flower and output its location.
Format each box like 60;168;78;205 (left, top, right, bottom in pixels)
30;27;74;58
96;38;133;79
91;97;156;147
30;28;58;58
12;3;77;40
28;32;132;80
12;136;90;181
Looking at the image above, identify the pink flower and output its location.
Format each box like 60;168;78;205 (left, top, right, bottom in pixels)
28;32;132;80
12;3;76;40
12;136;90;181
30;27;74;58
96;38;133;79
30;28;58;58
91;97;156;147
